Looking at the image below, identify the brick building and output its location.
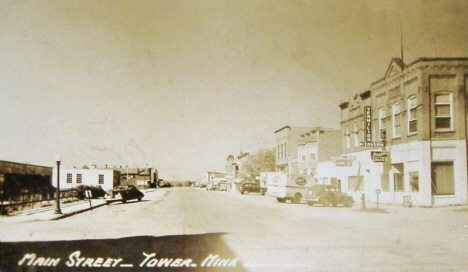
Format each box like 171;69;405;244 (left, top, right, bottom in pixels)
296;127;342;176
274;126;310;174
339;57;468;206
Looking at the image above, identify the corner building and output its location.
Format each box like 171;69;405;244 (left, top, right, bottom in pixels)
339;58;468;206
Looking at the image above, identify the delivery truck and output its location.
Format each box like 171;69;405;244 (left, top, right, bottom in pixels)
264;172;316;204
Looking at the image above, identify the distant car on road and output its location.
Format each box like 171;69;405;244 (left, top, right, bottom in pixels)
216;181;228;191
304;184;353;207
240;183;265;195
108;185;144;204
206;182;216;191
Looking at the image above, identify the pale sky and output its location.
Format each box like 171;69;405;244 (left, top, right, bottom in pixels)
1;0;467;180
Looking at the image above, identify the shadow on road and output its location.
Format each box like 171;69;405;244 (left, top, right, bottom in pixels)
0;233;245;272
112;199;151;205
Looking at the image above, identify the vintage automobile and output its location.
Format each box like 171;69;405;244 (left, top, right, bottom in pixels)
304;184;354;207
240;183;266;195
107;185;144;204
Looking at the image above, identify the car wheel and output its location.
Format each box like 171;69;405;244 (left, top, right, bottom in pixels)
138;197;142;202
277;197;286;203
344;198;353;207
243;190;249;195
291;193;302;204
321;198;330;207
307;201;314;207
122;199;127;203
261;190;266;196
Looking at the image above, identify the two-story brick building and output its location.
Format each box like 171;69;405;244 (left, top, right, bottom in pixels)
274;126;311;174
296;127;342;176
339;57;468;206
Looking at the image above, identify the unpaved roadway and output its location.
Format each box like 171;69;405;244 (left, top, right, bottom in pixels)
1;187;467;272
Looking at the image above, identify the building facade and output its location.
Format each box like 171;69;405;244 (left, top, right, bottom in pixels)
274;126;311;174
0;160;53;199
54;168;120;192
296;127;342;177
338;57;468;206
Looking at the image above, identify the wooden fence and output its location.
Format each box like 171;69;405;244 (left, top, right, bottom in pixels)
0;188;78;215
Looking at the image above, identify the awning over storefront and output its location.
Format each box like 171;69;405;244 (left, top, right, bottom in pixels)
0;161;52;176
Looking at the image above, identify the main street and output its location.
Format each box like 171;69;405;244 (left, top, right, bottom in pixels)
1;188;467;272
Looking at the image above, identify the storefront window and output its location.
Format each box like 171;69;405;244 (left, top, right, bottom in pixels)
393;164;404;191
394;173;404;191
330;177;338;186
409;172;419;192
431;162;454;195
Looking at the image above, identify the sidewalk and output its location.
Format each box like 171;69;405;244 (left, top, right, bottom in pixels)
0;189;159;223
352;200;468;214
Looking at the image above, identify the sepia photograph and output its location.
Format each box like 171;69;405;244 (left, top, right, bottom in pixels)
1;0;468;271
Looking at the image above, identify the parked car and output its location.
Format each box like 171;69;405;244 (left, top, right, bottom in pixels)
305;184;353;207
76;185;106;199
108;185;144;204
240;183;265;195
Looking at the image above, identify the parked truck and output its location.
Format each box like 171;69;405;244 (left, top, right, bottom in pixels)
264;172;316;204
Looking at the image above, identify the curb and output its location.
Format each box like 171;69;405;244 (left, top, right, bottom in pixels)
51;202;108;220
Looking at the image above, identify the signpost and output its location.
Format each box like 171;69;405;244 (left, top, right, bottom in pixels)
85;190;93;210
375;189;381;208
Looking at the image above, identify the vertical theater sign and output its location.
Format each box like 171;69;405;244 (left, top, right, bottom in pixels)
362;106;387;162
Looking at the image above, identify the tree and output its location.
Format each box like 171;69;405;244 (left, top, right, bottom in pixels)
241;149;276;182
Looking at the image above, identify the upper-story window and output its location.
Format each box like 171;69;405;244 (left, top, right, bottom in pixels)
77;174;82;184
353;123;359;147
67;173;72;184
408;96;417;134
284;143;287;158
379;107;387;141
435;93;453;130
98;174;104;185
309;145;317;160
392;102;401;138
345;126;351;149
298;146;307;162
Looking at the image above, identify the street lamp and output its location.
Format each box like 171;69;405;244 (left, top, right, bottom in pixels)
54;153;62;214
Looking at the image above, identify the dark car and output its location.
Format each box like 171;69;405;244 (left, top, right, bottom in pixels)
109;185;144;204
239;183;265;195
305;184;354;207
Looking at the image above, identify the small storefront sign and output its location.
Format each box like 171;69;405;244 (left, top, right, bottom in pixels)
362;142;385;147
334;159;352;167
332;156;353;167
295;177;307;186
371;151;387;162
